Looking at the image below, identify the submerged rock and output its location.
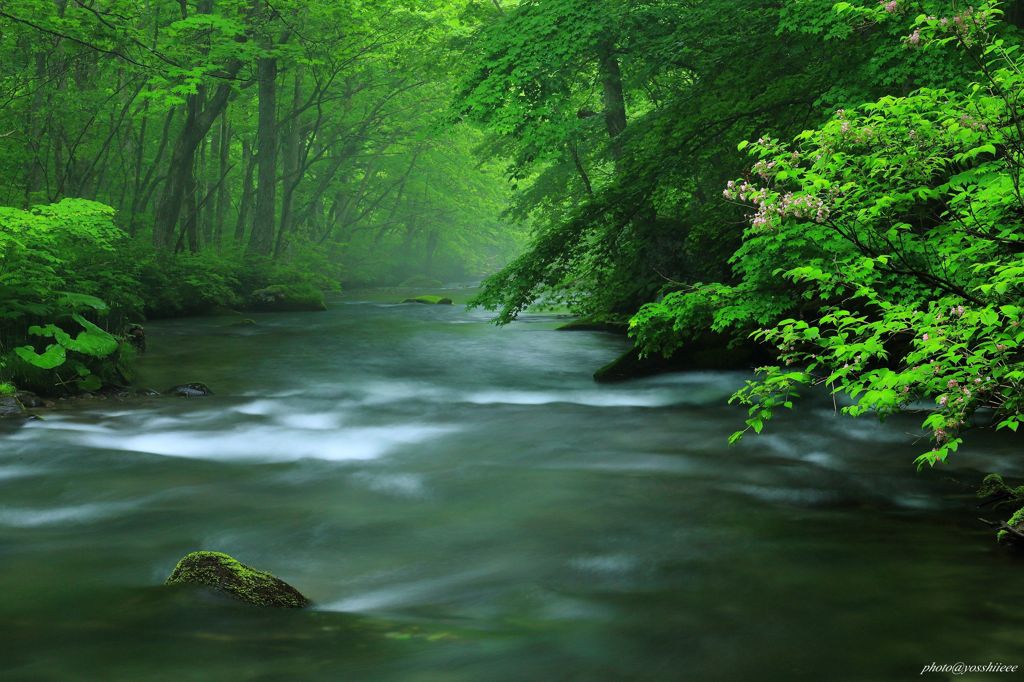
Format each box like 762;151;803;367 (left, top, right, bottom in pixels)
166;551;311;608
402;295;453;305
165;383;213;397
249;283;327;312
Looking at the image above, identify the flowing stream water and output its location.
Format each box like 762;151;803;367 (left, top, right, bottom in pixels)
2;292;1023;681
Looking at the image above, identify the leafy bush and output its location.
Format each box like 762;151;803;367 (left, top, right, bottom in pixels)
0;199;134;394
632;2;1024;466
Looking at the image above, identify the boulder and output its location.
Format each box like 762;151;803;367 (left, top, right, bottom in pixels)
249;283;327;312
125;323;147;353
165;383;213;397
0;395;24;418
15;391;46;408
165;551;311;608
402;295;453;305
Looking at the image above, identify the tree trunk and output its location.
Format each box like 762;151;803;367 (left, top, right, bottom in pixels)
214;113;231;246
152;81;235;249
274;70;302;257
597;39;627;163
248;52;278;256
235;137;256;242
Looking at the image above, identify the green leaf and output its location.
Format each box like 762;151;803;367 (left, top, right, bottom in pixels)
15;344;67;370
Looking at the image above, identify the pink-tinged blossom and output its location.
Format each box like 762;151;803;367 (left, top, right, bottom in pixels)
938;395;948;406
907;29;921;46
922;333;930;341
882;0;898;13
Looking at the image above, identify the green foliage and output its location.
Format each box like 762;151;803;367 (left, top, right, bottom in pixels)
465;0;982;324
632;2;1024;465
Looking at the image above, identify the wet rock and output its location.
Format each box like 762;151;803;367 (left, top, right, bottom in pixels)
125;323;147;353
15;391;46;408
248;283;327;312
165;551;311;608
114;387;162;399
0;395;25;417
402;295;453;305
165;383;213;397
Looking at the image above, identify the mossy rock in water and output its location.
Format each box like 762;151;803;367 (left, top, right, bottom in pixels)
248;283;327;312
165;383;213;397
997;507;1024;546
165;551;311;608
978;473;1024;506
402;295;453;305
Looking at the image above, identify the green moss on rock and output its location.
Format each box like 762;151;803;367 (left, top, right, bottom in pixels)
249;283;327;312
165;551;311;608
978;473;1024;503
402;295;453;305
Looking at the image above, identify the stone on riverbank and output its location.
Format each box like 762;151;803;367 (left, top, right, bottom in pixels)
0;395;25;417
166;551;311;608
165;383;213;397
15;391;46;408
249;283;327;312
402;295;453;305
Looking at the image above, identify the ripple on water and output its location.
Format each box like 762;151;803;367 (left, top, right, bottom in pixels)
351;471;428;499
0;500;144;528
74;423;457;463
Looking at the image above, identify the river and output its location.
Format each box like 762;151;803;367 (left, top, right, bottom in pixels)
2;292;1022;681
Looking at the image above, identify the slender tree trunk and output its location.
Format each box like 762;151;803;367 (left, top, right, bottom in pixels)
248;51;278;255
274;71;302;257
597;38;627;163
152;80;236;249
214;112;231;246
235;137;256;242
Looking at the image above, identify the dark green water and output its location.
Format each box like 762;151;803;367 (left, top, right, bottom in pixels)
2;294;1023;681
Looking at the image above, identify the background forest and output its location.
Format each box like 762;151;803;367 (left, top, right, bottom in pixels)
4;0;1024;471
